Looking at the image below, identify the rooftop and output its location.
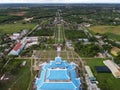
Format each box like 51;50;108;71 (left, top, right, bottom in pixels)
13;42;22;51
36;57;81;90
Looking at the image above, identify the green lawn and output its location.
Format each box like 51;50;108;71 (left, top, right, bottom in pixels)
59;24;64;43
0;23;36;34
0;59;31;90
55;24;64;44
86;58;120;90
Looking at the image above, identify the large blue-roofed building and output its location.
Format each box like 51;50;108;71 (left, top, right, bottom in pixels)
35;56;82;90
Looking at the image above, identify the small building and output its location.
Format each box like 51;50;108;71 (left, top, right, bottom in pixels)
9;33;20;40
94;35;102;39
24;17;33;22
66;40;74;50
21;61;27;66
82;22;91;27
98;40;105;45
35;57;82;90
27;37;38;42
115;41;120;44
37;26;42;30
9;42;24;55
78;38;89;42
25;37;39;48
97;53;105;58
103;60;120;78
21;29;29;36
25;42;38;48
9;37;27;55
85;65;96;83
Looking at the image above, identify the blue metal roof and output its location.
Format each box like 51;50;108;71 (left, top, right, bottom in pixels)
36;57;82;90
55;56;62;63
40;83;76;90
46;69;70;80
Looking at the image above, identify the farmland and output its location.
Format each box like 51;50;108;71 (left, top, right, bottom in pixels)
86;58;120;90
89;25;120;35
89;25;120;41
0;23;36;34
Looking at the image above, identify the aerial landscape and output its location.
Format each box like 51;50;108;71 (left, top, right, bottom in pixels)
0;0;120;90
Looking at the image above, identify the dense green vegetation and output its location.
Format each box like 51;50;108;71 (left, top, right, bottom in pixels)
29;28;54;36
0;15;23;24
104;33;120;41
0;7;56;24
26;7;56;19
104;39;120;48
87;58;120;90
3;59;22;74
0;33;11;44
75;42;101;57
0;59;31;90
65;30;87;40
115;52;120;64
62;6;120;25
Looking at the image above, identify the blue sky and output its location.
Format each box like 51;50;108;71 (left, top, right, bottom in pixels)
0;0;120;3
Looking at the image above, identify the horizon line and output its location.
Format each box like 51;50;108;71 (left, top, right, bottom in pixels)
0;2;120;4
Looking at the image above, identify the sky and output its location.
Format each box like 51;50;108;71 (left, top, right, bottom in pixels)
0;0;120;3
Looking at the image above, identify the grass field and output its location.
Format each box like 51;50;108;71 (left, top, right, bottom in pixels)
1;59;31;90
0;23;36;34
86;58;120;90
55;24;64;44
89;25;120;35
89;25;120;41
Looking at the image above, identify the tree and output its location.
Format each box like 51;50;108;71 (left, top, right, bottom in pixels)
115;52;120;64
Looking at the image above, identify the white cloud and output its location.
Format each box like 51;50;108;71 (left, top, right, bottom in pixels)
0;0;120;3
